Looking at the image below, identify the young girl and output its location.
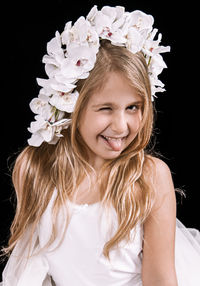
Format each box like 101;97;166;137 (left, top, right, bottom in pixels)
1;5;200;286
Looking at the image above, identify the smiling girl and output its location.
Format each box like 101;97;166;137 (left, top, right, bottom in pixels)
78;72;143;168
1;6;200;286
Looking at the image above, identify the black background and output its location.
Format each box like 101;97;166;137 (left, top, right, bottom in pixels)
0;0;199;277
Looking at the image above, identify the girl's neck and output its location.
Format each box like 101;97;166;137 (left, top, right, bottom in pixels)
69;174;102;205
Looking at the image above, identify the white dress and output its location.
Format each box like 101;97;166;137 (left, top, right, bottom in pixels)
1;191;200;286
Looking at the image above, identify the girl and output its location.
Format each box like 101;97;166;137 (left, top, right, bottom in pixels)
1;5;200;286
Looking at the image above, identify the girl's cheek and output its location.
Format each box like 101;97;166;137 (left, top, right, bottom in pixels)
130;121;142;136
95;115;110;126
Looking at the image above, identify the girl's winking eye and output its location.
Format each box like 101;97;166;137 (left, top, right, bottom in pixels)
99;107;111;111
99;104;142;112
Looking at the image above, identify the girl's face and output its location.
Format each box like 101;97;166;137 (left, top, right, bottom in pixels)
78;72;143;170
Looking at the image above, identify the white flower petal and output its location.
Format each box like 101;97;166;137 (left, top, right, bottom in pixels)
52;118;72;127
28;115;47;133
48;136;60;145
87;5;98;22
129;10;154;31
29;96;51;119
115;6;125;20
55;72;76;85
61;21;72;45
28;132;44;147
101;6;117;22
50;82;76;93
46;31;63;57
126;28;144;53
44;63;58;78
40;125;55;142
37;77;76;93
42;55;58;66
49;91;79;113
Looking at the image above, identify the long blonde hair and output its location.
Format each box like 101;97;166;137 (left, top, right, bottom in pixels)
5;40;156;260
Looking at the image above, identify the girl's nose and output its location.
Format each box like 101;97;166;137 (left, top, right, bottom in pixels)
110;112;128;135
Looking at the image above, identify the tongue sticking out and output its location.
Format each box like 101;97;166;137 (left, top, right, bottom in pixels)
106;137;123;151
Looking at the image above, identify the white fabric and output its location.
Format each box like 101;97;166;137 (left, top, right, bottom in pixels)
38;193;143;286
175;219;200;285
1;191;200;285
0;225;51;286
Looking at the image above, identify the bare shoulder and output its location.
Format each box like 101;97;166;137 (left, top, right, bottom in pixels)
144;155;176;211
144;155;174;188
144;155;172;177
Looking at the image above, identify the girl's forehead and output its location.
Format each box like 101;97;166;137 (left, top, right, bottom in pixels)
88;72;142;105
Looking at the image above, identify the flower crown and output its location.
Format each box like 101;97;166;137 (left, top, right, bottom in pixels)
28;5;170;147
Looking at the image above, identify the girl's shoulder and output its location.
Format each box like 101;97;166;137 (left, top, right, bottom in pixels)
143;155;175;205
144;154;172;183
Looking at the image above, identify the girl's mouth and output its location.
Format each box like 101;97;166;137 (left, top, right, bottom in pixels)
100;135;127;151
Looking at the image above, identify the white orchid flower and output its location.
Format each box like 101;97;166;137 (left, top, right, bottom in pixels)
143;29;170;58
88;6;127;45
42;32;65;78
61;44;97;80
49;91;79;113
28;115;71;146
150;77;166;99
62;16;99;52
29;93;52;119
148;53;168;76
37;77;76;94
88;5;125;31
126;28;146;53
28;115;54;146
127;10;154;32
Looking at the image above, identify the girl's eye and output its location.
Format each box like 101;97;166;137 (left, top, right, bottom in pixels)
127;105;140;111
99;107;111;111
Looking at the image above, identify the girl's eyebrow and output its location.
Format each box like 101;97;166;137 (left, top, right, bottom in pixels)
92;101;143;108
